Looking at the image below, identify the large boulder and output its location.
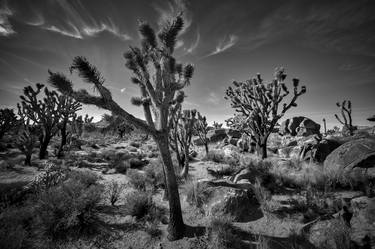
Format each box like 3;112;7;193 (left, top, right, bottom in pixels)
280;116;320;137
300;138;342;163
207;128;227;143
226;129;241;139
350;196;375;247
324;138;375;177
204;184;262;222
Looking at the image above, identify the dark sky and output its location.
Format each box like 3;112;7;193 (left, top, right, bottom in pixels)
0;0;374;128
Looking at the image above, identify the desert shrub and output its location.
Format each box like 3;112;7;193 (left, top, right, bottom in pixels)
144;160;165;189
208;216;243;249
114;160;130;174
252;178;274;214
67;169;101;187
184;181;211;209
123;190;153;219
31;163;68;191
204;150;225;163
33;173;104;239
314;219;351;249
324;167;369;191
144;221;162;238
106;181;126;206
127;169;147;191
0;206;34;249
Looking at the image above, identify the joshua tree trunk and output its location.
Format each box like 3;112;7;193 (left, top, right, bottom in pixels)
180;146;189;178
57;121;67;158
155;133;185;240
39;135;51;159
204;143;209;156
24;153;32;166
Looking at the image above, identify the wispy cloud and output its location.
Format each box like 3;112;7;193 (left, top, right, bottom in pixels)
45;24;83;39
184;29;200;54
207;92;221;105
203;34;238;58
338;63;374;72
154;0;192;34
0;3;15;36
30;0;131;40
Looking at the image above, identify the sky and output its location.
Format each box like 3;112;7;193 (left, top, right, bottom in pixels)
0;0;374;129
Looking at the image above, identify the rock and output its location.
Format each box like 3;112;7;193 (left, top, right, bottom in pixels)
324;138;375;177
280;116;320;137
129;158;148;168
232;168;254;184
300;138;341;163
207;129;228;143
123;215;136;223
91;143;100;149
309;219;351;249
350;196;375;247
207;164;235;177
205;185;261;222
297;118;321;136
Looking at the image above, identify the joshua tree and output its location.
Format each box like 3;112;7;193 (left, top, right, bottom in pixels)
0;108;18;140
57;95;82;158
225;68;306;159
102;113;133;138
170;107;197;178
212;121;223;129
334;100;356;136
48;15;193;240
16;121;39;166
17;83;61;159
73;114;94;136
195;112;210;155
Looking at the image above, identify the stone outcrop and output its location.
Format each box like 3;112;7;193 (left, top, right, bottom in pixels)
280;116;321;137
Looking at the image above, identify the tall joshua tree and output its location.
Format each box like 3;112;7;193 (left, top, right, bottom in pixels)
18;83;61;159
0;108;18;140
57;95;82;158
334;100;356;136
225;68;306;159
48;15;193;240
16;120;39;166
195;112;209;155
170;107;197;178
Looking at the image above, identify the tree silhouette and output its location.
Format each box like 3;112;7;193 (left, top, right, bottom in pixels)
225;68;306;158
48;14;193;240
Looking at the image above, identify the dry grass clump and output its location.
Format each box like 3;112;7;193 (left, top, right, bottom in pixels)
127;169;147;191
184;180;212;209
208;216;244;249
